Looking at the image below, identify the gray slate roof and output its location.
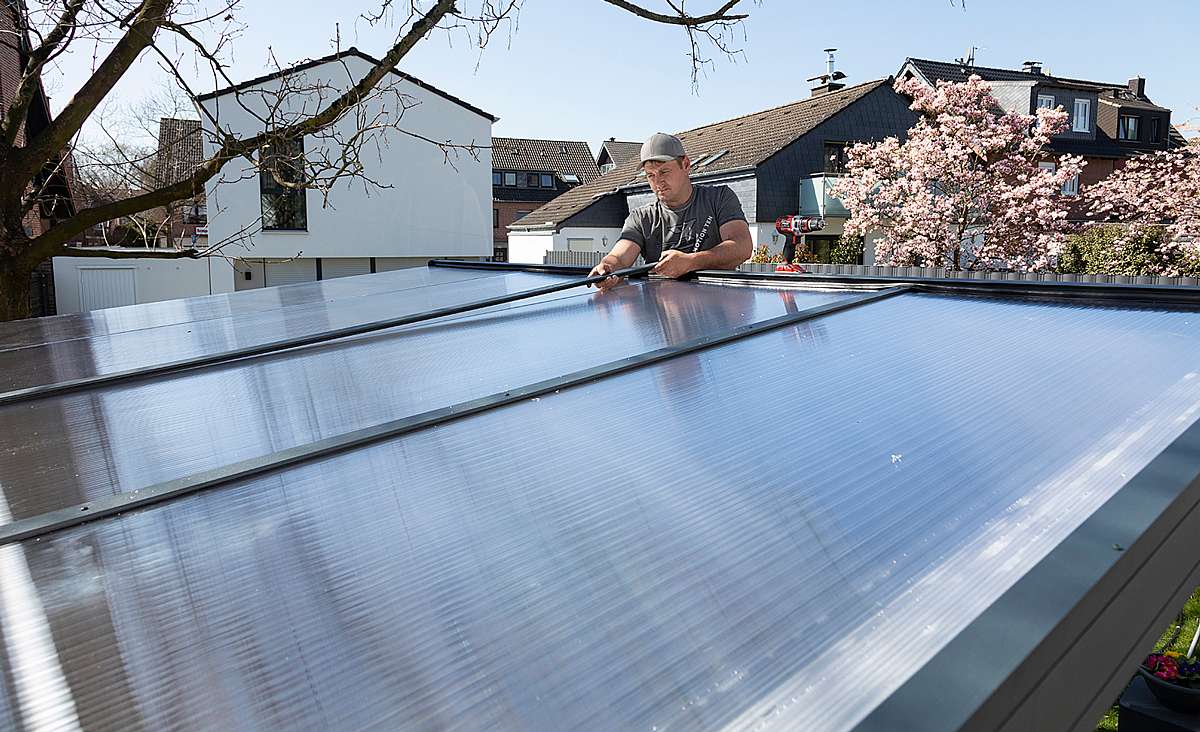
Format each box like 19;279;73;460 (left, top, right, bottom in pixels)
514;78;889;229
492;137;600;182
904;58;1170;113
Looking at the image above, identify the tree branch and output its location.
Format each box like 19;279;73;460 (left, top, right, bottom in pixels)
0;0;87;152
600;0;748;25
58;246;199;260
8;0;171;196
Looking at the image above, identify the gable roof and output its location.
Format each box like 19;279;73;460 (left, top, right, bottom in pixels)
492;137;600;182
197;47;496;122
902;57;1170;112
153;117;204;191
598;139;641;167
513;78;890;230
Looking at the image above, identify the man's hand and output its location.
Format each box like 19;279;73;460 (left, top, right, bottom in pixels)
588;261;621;291
654;249;697;279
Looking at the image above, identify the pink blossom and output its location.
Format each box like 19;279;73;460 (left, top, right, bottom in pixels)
829;76;1085;271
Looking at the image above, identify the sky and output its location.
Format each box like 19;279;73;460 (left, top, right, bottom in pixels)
42;0;1200;152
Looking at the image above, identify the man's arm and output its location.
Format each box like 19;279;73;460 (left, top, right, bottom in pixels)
588;238;642;290
654;219;753;278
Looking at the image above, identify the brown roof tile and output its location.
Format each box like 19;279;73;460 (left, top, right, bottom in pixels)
492;137;600;182
513;78;889;229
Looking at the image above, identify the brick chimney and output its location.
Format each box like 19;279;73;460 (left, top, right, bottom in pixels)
1127;76;1146;97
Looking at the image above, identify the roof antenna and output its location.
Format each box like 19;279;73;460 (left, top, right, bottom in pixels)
956;46;976;68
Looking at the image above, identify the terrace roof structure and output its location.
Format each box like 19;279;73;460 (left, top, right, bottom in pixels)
1;262;1199;731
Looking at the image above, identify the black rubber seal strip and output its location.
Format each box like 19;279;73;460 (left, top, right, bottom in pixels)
0;285;910;546
0;264;655;408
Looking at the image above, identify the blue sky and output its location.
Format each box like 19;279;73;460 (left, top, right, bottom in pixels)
48;0;1199;150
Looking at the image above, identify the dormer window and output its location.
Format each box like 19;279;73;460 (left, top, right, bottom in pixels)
1119;115;1139;141
1072;99;1091;132
1037;94;1055;110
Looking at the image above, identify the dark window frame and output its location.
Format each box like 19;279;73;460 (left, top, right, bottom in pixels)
492;172;502;186
504;172;517;187
260;137;308;231
823;141;850;176
540;173;554;189
1119;114;1140;141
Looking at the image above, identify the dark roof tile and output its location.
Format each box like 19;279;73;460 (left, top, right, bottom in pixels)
492;137;600;181
514;78;889;229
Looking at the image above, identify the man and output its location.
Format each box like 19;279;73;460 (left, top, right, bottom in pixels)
589;133;753;290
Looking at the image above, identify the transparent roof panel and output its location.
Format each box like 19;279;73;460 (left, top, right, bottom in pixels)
0;274;853;522
0;264;509;352
1;286;1198;730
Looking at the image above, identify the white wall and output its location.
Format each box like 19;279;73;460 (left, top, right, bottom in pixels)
201;54;492;261
508;227;624;263
507;230;556;264
53;254;236;314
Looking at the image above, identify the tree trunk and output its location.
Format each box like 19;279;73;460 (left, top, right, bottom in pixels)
0;255;34;322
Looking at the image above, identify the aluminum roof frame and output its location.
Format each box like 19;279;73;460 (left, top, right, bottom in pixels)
431;260;1200;732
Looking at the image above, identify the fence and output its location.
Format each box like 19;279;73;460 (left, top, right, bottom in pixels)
543;250;1200;287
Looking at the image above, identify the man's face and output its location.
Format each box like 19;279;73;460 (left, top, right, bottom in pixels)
643;157;691;203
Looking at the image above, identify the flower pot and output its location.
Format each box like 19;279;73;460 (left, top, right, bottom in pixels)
1139;667;1200;714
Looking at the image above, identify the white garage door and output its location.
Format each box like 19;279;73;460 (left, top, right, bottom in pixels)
264;259;318;287
321;258;372;279
79;267;136;312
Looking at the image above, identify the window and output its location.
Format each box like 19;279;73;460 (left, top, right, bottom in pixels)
1038;161;1056;174
1037;94;1055;110
504;172;517;187
1119;115;1140;141
515;210;531;220
1150;118;1161;143
1072;99;1090;133
527;173;540;187
493;172;502;186
600;162;615;174
824;142;849;175
493;208;499;228
1061;174;1079;197
260;137;307;230
540;174;554;189
562;174;580;184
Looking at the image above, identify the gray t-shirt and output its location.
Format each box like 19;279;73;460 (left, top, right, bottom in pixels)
619;185;747;262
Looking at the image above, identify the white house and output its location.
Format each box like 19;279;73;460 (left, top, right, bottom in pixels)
199;48;496;290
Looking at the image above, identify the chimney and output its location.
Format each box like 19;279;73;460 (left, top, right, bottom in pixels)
809;48;847;97
1127;76;1146;97
1021;60;1043;75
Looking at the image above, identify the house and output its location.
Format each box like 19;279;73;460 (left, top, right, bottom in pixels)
153;117;207;247
199;47;496;289
491;137;599;261
899;57;1182;204
508;74;918;266
596;138;641;174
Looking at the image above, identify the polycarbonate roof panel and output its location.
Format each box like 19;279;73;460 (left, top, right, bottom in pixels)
0;267;590;390
0;264;506;352
1;288;1199;731
0;274;852;523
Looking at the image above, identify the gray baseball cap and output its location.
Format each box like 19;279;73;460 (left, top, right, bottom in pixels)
640;132;686;163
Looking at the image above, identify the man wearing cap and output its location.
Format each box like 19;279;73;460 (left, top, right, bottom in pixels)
589;133;753;290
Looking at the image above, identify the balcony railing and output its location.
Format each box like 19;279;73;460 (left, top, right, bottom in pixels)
799;174;849;218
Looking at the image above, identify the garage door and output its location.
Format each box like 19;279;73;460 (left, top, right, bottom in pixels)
321;258;372;279
79;267;136;311
264;259;318;287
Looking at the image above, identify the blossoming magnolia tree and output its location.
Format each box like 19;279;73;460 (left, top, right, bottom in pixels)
829;75;1085;271
1083;146;1200;275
